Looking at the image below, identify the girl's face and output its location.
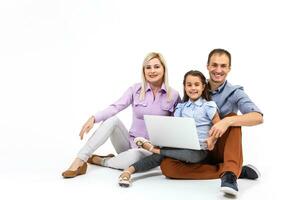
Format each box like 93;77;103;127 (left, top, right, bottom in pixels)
184;75;205;102
144;58;164;86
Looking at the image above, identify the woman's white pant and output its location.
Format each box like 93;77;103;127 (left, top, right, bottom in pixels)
77;116;151;170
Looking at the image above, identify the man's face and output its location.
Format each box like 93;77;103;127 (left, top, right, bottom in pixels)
207;53;231;84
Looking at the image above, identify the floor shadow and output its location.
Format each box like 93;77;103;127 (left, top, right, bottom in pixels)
132;171;163;182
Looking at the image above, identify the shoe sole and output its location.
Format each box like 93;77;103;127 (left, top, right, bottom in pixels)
245;164;261;178
62;164;87;178
119;181;131;187
62;173;84;178
220;186;238;196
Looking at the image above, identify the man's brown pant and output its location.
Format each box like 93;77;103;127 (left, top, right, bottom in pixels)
160;113;243;179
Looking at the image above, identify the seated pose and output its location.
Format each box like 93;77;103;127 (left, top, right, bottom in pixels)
62;52;180;178
118;70;220;187
160;49;264;196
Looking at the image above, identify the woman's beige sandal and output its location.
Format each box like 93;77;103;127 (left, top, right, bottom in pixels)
133;137;154;151
119;171;132;187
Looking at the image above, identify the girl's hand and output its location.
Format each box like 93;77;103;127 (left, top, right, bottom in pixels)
79;116;95;140
206;136;217;151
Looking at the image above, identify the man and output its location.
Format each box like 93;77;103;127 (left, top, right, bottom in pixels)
160;49;263;196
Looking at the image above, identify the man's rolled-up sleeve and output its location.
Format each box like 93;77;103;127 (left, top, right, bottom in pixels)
234;89;263;115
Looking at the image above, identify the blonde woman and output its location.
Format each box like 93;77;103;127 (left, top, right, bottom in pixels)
62;52;180;178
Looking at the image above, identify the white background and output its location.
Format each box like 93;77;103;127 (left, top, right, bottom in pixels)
0;0;299;199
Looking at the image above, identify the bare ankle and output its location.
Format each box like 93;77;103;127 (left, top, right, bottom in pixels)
128;166;135;174
152;147;160;154
121;169;133;179
143;143;154;152
69;158;84;170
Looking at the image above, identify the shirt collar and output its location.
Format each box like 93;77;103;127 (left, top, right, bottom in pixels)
145;83;167;93
186;97;205;107
210;80;227;94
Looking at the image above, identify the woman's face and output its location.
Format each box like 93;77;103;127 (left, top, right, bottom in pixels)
184;75;204;102
144;58;164;85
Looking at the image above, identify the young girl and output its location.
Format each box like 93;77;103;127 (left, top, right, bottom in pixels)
118;70;220;187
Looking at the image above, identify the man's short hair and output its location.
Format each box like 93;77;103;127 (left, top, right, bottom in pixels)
207;48;231;67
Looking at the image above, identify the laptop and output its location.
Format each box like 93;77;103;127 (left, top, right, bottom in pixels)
144;115;201;150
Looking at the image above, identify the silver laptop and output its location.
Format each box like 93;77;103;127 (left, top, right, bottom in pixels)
144;115;201;150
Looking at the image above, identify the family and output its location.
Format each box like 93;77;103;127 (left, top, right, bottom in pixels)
62;49;263;196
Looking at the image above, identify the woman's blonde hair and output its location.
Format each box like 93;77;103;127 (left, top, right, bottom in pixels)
140;52;172;101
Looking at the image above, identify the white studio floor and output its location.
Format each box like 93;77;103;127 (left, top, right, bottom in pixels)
0;109;295;200
1;164;269;200
0;139;277;200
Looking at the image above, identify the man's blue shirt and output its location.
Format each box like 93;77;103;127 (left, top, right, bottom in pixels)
210;80;262;118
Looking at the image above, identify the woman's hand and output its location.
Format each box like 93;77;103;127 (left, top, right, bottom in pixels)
79;116;95;140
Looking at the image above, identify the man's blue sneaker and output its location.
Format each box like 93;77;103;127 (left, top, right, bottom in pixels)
239;164;261;180
220;171;238;196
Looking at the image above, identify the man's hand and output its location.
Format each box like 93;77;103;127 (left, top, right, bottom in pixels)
209;118;232;138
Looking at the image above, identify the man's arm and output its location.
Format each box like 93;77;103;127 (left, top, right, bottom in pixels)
209;112;263;138
210;87;263;138
232;88;263;126
223;112;263;127
212;112;221;125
